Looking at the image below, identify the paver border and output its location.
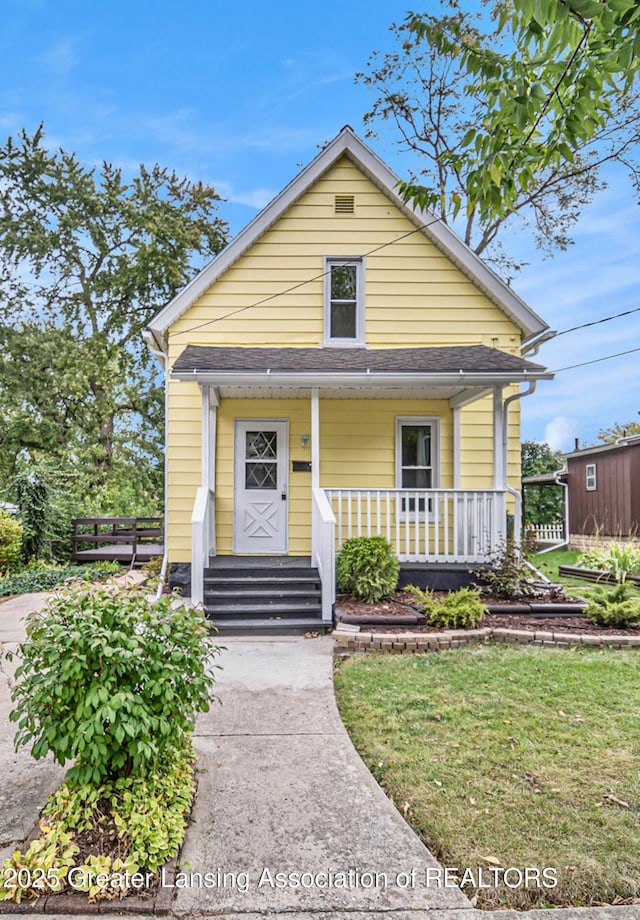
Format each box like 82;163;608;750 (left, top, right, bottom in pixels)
333;623;640;655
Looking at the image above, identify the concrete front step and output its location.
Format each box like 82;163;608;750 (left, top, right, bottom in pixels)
207;616;330;636
206;586;322;599
203;559;325;632
204;601;323;618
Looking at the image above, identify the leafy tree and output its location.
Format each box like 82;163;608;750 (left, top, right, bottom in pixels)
598;420;640;442
0;126;228;512
522;440;564;524
360;1;640;273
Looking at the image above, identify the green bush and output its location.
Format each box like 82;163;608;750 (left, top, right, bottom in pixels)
585;583;640;628
10;583;220;784
0;511;23;575
0;561;120;597
477;540;538;598
336;536;399;603
407;585;488;629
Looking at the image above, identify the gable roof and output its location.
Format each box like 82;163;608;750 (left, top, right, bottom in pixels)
147;126;549;347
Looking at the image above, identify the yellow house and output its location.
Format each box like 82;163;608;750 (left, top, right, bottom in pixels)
145;126;553;631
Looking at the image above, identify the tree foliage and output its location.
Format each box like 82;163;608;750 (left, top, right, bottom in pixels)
0;126;228;517
598;419;640;442
359;0;640;273
522;440;564;524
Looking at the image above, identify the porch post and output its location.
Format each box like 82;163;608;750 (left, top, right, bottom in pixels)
453;406;461;488
493;386;507;547
191;386;218;606
493;386;504;489
311;387;320;489
200;385;211;487
208;389;218;557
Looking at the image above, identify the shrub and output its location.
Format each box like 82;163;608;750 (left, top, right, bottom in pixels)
407;585;488;629
44;737;196;874
477;540;538;599
336;536;399;603
585;583;640;628
578;543;640;583
0;560;120;597
10;583;220;784
0;511;23;575
15;464;51;562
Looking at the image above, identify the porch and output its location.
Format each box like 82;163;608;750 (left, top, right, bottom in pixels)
193;485;506;629
172;344;551;627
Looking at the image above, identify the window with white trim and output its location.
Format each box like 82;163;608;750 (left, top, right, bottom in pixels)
396;418;440;514
324;257;364;345
586;463;597;491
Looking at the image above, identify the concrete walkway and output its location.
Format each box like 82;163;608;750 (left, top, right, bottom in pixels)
173;636;471;917
0;592;65;866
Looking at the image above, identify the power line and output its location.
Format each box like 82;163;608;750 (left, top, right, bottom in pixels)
171;213;450;339
553;345;640;373
555;305;640;338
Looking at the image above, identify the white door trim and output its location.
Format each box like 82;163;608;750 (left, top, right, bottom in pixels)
233;419;289;554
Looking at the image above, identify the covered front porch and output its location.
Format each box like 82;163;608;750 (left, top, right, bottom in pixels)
171;345;552;626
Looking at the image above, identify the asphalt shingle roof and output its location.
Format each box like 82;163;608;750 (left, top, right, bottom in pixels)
172;345;547;376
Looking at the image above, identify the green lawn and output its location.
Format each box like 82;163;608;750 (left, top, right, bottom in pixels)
335;645;640;909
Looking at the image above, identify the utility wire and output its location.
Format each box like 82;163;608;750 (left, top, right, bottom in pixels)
554;305;640;337
171;213;450;339
553;345;640;373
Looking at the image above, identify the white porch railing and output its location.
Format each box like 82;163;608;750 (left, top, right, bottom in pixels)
312;486;336;622
191;487;216;606
325;488;506;563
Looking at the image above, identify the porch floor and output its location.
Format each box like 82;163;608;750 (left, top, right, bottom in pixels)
207;555;313;569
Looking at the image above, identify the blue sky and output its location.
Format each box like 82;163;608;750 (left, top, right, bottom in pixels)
2;0;639;452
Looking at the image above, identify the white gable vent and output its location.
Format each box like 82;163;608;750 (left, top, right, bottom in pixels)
334;194;355;214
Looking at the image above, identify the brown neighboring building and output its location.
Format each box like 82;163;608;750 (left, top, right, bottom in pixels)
564;436;640;548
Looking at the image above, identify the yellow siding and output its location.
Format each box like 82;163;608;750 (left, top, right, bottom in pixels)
165;155;526;562
167;157;520;363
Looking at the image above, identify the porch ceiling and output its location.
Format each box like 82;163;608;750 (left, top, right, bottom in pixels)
216;385;469;400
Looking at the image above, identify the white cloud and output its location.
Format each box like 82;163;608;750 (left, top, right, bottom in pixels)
544;417;580;452
215;181;275;210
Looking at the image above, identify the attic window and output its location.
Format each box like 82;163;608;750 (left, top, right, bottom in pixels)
334;194;355;214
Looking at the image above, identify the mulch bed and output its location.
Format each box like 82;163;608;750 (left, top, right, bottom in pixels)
334;592;640;636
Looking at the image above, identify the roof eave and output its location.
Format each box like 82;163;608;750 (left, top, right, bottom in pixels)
171;369;554;388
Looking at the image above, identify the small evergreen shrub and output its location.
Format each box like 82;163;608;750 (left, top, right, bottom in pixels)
0;511;23;575
15;464;51;562
585;583;640;628
336;536;399;603
10;583;220;784
407;585;488;629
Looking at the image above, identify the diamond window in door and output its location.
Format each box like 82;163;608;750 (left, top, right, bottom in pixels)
245;431;278;490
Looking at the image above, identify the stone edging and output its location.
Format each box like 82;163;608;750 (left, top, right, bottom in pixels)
333;624;640;655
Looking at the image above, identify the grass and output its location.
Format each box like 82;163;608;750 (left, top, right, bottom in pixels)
335;645;640;909
531;549;640;599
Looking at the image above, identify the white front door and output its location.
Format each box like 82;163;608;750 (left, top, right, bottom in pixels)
233;420;288;553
